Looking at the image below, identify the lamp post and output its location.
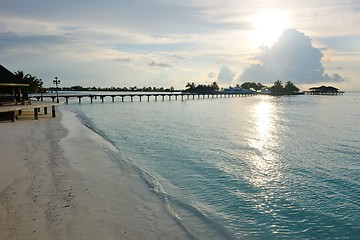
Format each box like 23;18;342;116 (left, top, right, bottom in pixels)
53;77;60;103
39;79;43;101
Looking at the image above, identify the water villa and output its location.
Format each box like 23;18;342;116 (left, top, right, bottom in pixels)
305;86;344;95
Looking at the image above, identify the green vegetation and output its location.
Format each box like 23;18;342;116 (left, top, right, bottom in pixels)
49;85;177;92
12;69;301;96
14;71;44;93
185;82;219;93
270;80;300;95
240;82;268;91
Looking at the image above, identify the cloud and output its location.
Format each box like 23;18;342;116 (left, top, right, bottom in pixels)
0;32;64;50
217;65;236;84
208;72;216;78
148;61;172;68
240;29;345;84
115;57;132;62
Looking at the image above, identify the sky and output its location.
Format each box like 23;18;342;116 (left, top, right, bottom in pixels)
1;0;360;90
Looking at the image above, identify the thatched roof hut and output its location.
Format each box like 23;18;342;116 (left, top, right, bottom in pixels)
0;64;29;104
307;85;344;95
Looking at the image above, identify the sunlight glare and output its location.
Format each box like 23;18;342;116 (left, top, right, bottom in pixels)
251;10;288;47
247;97;282;188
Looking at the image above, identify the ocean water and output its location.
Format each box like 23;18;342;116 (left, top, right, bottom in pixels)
64;92;360;239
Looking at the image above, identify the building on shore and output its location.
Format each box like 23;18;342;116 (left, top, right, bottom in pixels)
0;64;29;104
0;65;56;122
223;86;254;94
305;86;344;95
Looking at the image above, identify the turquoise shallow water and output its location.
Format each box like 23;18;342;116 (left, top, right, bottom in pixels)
65;93;360;239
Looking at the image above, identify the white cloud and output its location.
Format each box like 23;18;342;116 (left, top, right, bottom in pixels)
0;0;358;90
208;72;216;78
240;29;345;84
148;61;173;68
217;65;236;84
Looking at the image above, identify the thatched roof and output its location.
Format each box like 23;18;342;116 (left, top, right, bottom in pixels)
0;64;28;86
309;85;339;92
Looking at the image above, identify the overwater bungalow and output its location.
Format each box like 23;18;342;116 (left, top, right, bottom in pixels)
306;85;344;95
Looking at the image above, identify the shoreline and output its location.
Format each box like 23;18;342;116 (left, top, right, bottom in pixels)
0;107;191;239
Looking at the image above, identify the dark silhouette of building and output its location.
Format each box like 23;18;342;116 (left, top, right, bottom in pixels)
306;85;344;95
0;64;29;104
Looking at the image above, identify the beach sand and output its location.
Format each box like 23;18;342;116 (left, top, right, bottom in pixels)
0;108;190;239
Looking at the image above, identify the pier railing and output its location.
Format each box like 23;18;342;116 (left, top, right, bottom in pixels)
30;92;256;104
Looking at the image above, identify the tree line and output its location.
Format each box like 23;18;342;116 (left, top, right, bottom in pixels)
13;70;300;95
54;86;177;92
185;82;219;93
239;80;300;95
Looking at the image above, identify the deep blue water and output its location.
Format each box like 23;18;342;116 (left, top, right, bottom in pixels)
64;93;360;239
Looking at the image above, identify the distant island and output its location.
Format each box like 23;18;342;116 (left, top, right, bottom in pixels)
11;69;343;96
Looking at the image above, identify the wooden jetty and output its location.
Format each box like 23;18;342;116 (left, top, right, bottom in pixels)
0;101;58;122
30;92;256;104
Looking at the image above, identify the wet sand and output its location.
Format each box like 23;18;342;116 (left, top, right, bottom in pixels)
0;108;190;239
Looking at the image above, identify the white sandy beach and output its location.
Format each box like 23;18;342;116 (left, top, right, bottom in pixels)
0;108;190;239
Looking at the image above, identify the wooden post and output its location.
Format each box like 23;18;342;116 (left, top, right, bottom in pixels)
44;107;48;115
11;111;16;122
34;108;39;120
78;97;82;103
52;105;56;118
65;97;69;104
112;96;115;102
90;96;93;103
147;96;150;102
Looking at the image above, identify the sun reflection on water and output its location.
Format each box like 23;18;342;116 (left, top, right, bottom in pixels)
247;97;282;188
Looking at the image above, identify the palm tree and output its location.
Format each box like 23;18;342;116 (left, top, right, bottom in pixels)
270;80;284;94
284;81;299;93
14;71;44;93
186;82;196;90
211;81;219;91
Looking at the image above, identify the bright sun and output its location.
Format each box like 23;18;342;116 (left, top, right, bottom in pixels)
251;9;288;47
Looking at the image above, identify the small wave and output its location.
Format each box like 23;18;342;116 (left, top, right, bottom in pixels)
70;108;201;239
139;169;237;240
139;170;200;240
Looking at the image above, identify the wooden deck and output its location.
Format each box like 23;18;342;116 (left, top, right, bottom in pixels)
304;91;344;95
0;101;59;122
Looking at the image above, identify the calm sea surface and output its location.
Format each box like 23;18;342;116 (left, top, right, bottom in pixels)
64;92;360;239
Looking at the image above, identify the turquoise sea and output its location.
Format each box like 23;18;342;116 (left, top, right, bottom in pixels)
64;92;360;239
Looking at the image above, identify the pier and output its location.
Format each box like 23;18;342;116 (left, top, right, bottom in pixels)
30;92;256;104
304;91;344;95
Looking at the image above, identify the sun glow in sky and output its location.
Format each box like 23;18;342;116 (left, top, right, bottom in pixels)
0;0;359;90
251;10;288;47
